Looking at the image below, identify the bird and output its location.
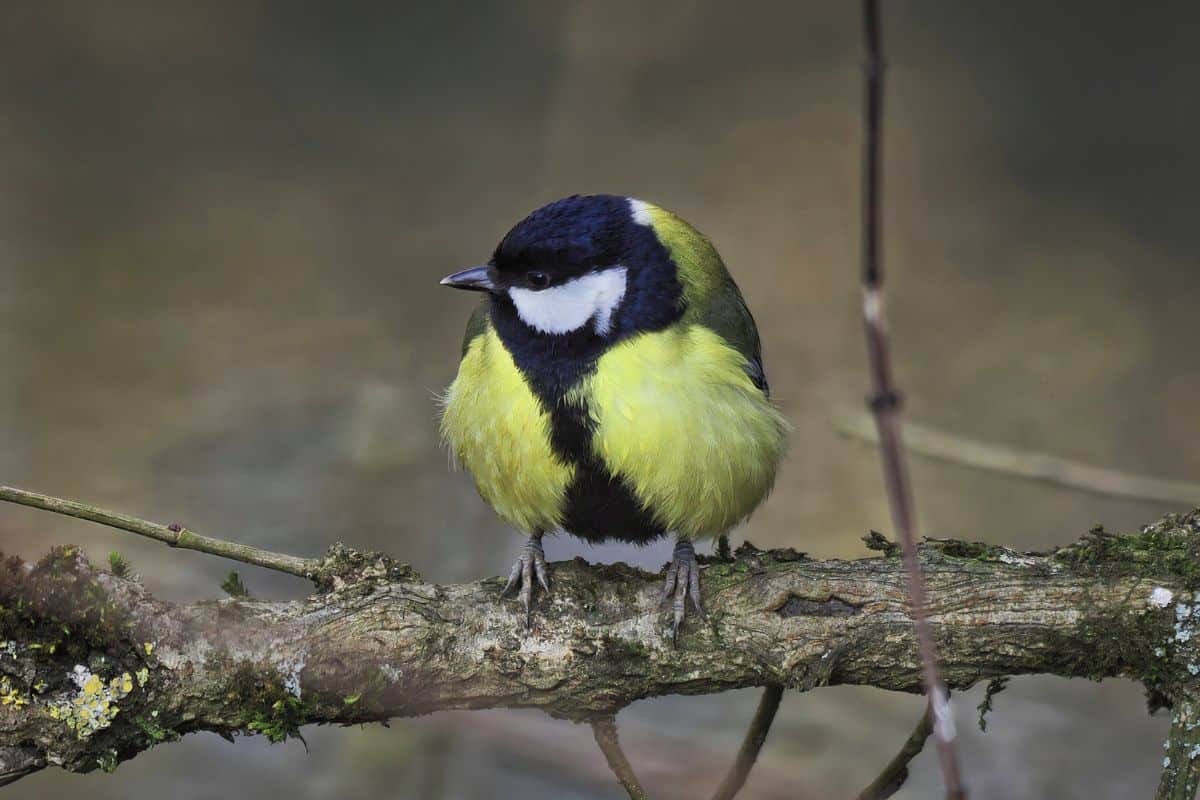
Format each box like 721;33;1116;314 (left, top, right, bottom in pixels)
439;194;788;640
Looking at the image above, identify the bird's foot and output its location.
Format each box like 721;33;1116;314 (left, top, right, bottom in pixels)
659;539;705;645
501;534;550;629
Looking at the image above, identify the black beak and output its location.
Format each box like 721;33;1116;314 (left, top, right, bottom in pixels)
440;266;495;292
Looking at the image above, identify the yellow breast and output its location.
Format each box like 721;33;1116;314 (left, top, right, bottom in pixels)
439;328;574;533
570;325;789;538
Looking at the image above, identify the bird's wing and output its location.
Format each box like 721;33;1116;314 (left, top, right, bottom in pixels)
460;300;491;357
691;276;770;396
644;203;770;397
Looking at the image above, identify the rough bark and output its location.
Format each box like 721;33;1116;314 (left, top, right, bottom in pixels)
2;511;1199;788
1158;693;1200;799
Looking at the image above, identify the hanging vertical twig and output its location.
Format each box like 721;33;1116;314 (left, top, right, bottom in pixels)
856;706;934;799
710;684;785;800
591;716;650;800
858;1;966;797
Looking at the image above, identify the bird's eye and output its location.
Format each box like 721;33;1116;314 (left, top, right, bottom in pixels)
525;271;550;289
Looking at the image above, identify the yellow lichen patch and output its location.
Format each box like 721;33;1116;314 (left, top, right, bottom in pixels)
50;665;136;739
0;678;28;710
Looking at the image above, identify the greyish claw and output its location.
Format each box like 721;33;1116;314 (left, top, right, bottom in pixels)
502;533;550;628
659;538;705;645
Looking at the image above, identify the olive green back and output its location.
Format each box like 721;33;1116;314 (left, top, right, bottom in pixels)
641;204;768;393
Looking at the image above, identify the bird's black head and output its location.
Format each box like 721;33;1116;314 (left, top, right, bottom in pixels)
441;194;683;342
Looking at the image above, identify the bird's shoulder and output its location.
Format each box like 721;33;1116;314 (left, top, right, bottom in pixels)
643;206;768;395
689;277;768;395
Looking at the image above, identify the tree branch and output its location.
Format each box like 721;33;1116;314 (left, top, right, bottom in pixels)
591;716;649;800
832;410;1200;507
0;485;321;580
857;706;933;800
1158;695;1200;799
1;511;1198;788
710;684;784;800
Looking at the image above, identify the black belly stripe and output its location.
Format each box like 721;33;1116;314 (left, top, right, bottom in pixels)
488;296;672;544
548;401;667;545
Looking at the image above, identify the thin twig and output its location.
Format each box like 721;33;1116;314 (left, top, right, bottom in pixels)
591;716;650;800
833;409;1200;506
0;485;320;579
857;706;934;800
710;684;784;800
858;2;966;797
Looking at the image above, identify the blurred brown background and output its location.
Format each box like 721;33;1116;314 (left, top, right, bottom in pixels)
2;1;1198;797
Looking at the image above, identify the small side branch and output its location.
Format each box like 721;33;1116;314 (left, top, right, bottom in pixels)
833;410;1200;507
857;707;933;800
0;485;320;579
711;685;784;800
591;716;649;800
1157;694;1200;800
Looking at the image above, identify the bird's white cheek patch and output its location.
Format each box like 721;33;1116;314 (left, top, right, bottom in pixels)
509;267;628;336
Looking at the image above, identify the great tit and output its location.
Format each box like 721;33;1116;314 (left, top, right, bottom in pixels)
440;194;788;638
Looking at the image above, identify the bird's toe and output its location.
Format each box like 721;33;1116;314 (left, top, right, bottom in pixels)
533;546;551;593
658;560;680;607
688;559;705;617
500;535;549;629
663;539;704;646
501;557;522;597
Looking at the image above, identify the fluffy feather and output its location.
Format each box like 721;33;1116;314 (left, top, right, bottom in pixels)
570;324;788;538
440;324;574;533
